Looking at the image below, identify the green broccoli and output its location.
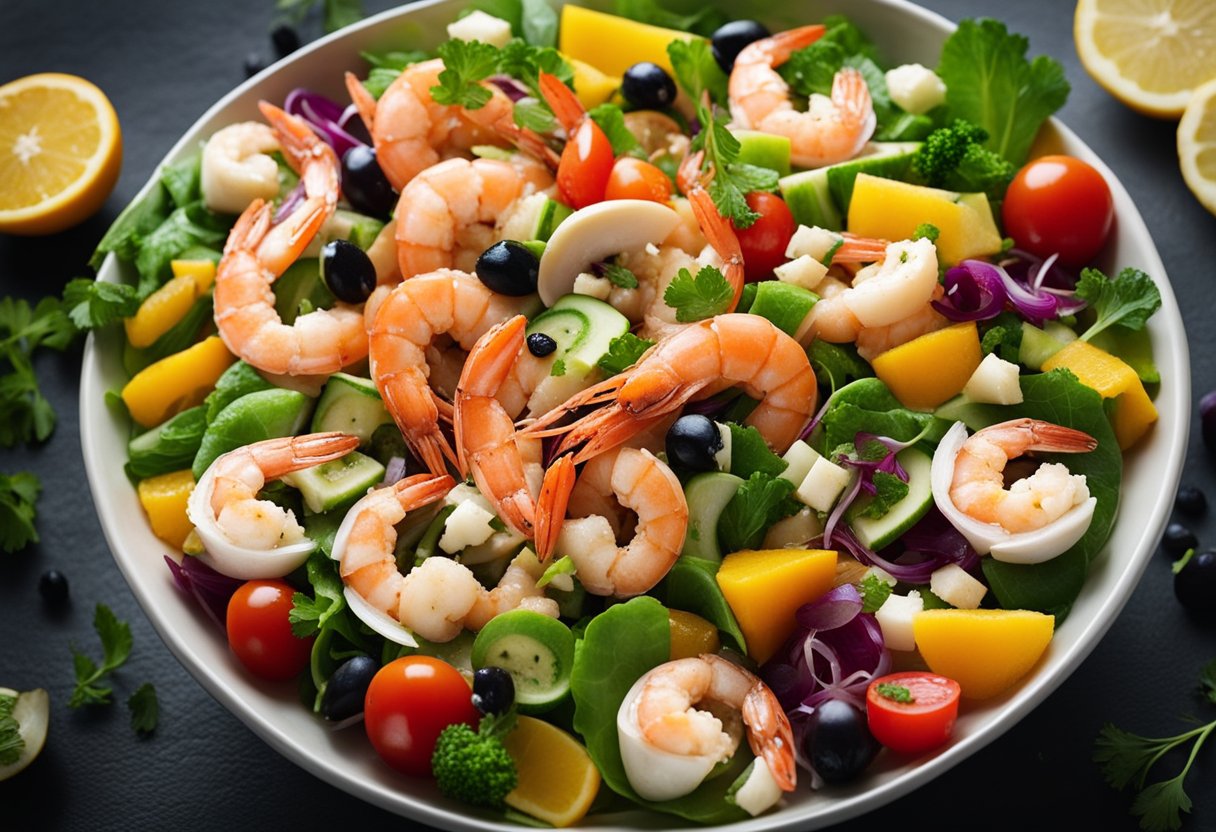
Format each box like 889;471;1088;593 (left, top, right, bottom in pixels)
431;712;518;808
913;119;1016;203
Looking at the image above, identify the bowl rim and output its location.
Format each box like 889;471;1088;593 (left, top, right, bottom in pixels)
79;0;1191;829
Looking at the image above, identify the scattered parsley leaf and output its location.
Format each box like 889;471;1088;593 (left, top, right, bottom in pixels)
718;472;800;553
69;604;133;708
513;97;557;132
913;223;940;242
290;550;347;638
551;358;567;377
685;103;779;228
0;296;77;447
62;278;141;330
859;573;893;614
855;470;910;520
597;332;653;376
664;265;734;322
725;423;787;478
537;555;576;587
360;49;429;98
1077;267;1162;342
809;340;873;396
0;692;22;765
587;103;641;157
667;38;728;106
980;312;1024;364
128;683;159;736
875;682;914;704
496;39;572;92
431;39;499;109
1201;660;1216;706
599;261;639;289
0;472;41;554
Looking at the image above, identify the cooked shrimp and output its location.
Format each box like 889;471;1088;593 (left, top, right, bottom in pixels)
523;314;817;460
950;418;1098;533
547;446;687;597
729;25;876;169
394;155;555;278
627;654;796;792
200;121;281;214
367;269;526;474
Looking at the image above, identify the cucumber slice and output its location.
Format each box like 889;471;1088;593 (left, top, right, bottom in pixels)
535;198;574;242
1019;321;1068;370
310;373;394;445
746;281;817;337
549;293;630;371
273;258;335;325
471;609;576;714
731;129;791;177
681;471;744;563
526;308;590;356
332;208;386;250
281;451;386;513
934;395;1005;432
779;142;922;230
846;446;933;550
779;168;840;230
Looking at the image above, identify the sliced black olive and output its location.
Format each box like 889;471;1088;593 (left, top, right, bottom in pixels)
803;699;880;785
711;20;771;73
341;145;397;219
527;332;558;357
471;666;516;715
475;240;540;296
320;655;379;721
665;415;723;473
622;63;678;110
321;239;377;304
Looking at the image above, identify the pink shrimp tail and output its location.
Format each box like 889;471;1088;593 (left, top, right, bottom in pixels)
534;454;575;563
989;418;1100;453
411;430;460;478
686;188;745;312
393;472;456;509
677;150;705;196
759;23;827;66
832;232;889;264
538;71;585;132
832;67;877;141
519;374;630;439
345;71;378;134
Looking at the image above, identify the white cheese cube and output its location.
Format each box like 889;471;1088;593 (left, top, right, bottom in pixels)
929;563;988;609
443;482;494;513
446;10;514;48
875;591;924;651
780;440;821;485
573;271;612;300
774;254;829;291
762;507;824;550
438;499;497;554
785;224;843;263
795;456;853;512
963;352;1024;405
733;758;783;817
885;63;947;115
714;422;732;472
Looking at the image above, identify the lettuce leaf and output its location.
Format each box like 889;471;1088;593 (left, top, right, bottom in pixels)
818;378;950;453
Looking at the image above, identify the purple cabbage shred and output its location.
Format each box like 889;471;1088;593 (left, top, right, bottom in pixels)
165;554;243;630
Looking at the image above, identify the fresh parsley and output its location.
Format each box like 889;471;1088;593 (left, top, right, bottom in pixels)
667;38;728;107
875;682;914;704
431;39;500;109
550;358;567;377
128;683;159;736
70;604;134;708
0;692;22;765
596;332;653;376
913;223;940;243
0;296;77;447
717;472;800;553
587;103;641;157
1094;660;1216;832
809;340;873;396
664;265;734;322
725;422;787;478
599;261;639;289
289;551;347;638
1076;267;1162;342
854;470;909;520
979;312;1024;364
859;573;893;614
0;472;41;554
360;49;429;98
62;278;140;330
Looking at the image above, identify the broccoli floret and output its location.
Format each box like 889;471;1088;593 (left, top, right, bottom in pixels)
914;119;1016;202
431;713;518;808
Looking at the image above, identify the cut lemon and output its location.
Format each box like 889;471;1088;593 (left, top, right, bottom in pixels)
0;73;122;235
1075;0;1216;119
1179;76;1216;214
502;716;600;827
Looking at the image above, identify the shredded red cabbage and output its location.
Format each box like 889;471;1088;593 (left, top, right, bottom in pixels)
932;259;1061;326
826;508;979;584
275;181;307;222
823;433;911;546
900;505;983;577
489;76;530;102
380;456;407;486
284;87;366;159
165;554;243;630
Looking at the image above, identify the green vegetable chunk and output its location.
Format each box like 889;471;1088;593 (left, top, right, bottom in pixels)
432;712;519;809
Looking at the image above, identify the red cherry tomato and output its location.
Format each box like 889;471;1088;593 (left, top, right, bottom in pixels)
226;579;314;682
865;671;961;755
557;119;614;209
1002;154;1114;267
733;192;796;281
363;656;478;777
604;156;673;203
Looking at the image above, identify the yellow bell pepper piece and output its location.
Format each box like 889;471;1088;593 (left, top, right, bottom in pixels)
668;609;721;660
123;260;216;348
170;259;217;289
871;322;982;410
716;548;837;664
566;56;620;109
1041;339;1157;449
136;469;196;550
913;608;1054;700
558;5;694;77
121;335;235;428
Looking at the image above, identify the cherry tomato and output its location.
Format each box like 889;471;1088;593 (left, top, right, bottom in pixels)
1002;154;1114;267
865;671;961;755
733;192;796;281
226;579;314;682
557;119;614;209
605;156;673;203
364;656;478;777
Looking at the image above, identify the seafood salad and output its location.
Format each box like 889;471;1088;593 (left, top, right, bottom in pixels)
97;0;1165;826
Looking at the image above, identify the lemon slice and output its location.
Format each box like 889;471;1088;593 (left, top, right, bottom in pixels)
0;73;122;235
1075;0;1216;119
502;716;600;827
1179;77;1216;214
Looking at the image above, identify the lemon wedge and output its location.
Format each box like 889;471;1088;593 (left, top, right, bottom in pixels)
0;73;122;235
502;716;600;827
1179;76;1216;214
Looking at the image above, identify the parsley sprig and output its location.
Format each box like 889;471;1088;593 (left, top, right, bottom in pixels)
432;39;501;109
70;604;134;708
0;296;77;447
663;265;734;322
0;472;41;554
128;683;159;736
1076;267;1162;342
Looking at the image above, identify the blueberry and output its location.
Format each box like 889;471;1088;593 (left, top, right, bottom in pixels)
38;570;69;605
475;241;540;296
320;655;379;721
1174;549;1216;618
472;666;515;715
243;52;267;78
527;332;558;357
321;239;377;304
271;23;301;58
665;414;724;472
621;62;678;110
711;20;771;73
341;145;397;218
1175;485;1207;517
802;699;880;785
1162;522;1199;556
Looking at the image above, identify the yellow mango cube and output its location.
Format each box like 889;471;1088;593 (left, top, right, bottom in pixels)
668;609;721;660
170;258;217;290
716;548;837;664
558;5;694;77
871;322;982;410
121;335;235;428
1042;339;1157;449
847;174;1003;265
566;56;620;109
1112;379;1158;450
914;609;1054;699
137;469;196;549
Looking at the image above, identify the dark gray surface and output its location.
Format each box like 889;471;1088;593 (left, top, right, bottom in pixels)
1;0;1213;829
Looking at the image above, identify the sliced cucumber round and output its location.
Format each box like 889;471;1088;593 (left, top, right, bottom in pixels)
847;446;934;550
280;451;385;513
0;687;49;782
681;471;744;563
310;373;393;445
471;610;575;714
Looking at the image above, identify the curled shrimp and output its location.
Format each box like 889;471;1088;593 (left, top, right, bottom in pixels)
729;25;876;169
618;654;796;802
187;432;359;579
200;121;281;215
213;104;368;376
950;418;1097;533
523;314;817;461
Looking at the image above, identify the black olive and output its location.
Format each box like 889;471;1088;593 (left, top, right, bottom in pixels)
271;23;301;58
1175;485;1207;516
1162;522;1198;556
38;570;69;605
321;239;377;304
243;53;267;79
475;241;540;296
665;414;724;473
320;655;379;721
803;699;880;785
621;63;678;110
527;332;558;357
341;145;397;219
1174;549;1216;618
471;666;516;715
711;20;772;73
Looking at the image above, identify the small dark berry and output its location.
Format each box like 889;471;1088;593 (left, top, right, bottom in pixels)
1162;522;1198;556
271;24;301;58
39;570;69;604
527;333;558;357
243;52;267;78
1175;485;1207;517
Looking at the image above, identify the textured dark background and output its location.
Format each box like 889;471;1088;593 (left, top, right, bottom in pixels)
1;0;1213;829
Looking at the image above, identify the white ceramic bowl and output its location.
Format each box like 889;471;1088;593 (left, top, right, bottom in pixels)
80;0;1190;829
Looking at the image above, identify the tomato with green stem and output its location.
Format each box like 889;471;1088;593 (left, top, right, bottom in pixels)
733;192;796;281
1002;154;1113;267
557;119;615;209
226;579;314;682
866;671;961;755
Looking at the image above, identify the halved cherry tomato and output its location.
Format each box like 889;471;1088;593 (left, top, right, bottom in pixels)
363;656;478;776
1002;154;1113;267
733;192;796;281
226;579;314;682
557;119;614;209
605;156;673;203
865;671;961;755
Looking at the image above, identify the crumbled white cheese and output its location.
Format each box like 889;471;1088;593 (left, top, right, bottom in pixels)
446;10;513;48
885;63;947;115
